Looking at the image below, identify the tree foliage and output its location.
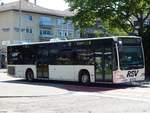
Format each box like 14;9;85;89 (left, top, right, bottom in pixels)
65;0;150;36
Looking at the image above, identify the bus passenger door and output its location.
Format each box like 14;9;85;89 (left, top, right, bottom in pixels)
103;50;113;82
36;46;49;79
95;52;104;82
95;47;113;82
37;64;49;79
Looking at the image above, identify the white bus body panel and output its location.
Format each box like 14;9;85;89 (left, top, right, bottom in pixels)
8;65;37;78
49;65;74;81
8;65;95;83
113;68;145;83
49;65;95;83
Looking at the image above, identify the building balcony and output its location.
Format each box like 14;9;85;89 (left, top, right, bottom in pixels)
39;34;54;38
39;21;55;28
39;34;54;41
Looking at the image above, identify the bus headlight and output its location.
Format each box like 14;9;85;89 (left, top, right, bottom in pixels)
141;73;144;77
140;73;145;79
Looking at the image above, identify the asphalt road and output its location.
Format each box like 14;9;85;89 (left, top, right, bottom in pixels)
0;70;150;113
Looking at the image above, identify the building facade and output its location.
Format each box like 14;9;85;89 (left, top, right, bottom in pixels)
0;0;80;51
0;0;80;68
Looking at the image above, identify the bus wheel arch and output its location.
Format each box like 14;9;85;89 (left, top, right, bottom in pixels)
78;69;90;84
25;68;34;81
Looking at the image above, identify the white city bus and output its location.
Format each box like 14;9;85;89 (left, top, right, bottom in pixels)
7;36;145;84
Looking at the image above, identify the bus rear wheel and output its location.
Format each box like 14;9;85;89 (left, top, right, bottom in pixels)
26;69;34;81
79;72;90;85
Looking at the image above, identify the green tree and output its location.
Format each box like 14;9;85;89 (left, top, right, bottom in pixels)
65;0;150;76
65;0;150;36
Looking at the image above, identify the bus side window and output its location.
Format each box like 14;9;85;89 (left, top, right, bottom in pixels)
18;54;23;64
37;48;49;64
72;49;94;65
55;50;73;65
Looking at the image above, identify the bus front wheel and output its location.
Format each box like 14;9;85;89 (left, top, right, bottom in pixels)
79;71;90;84
26;69;34;81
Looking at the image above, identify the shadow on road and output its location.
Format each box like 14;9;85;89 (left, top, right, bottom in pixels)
2;79;145;93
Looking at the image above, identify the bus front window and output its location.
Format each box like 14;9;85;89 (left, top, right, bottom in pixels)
119;46;144;70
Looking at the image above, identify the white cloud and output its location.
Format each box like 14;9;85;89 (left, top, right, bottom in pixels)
1;0;69;11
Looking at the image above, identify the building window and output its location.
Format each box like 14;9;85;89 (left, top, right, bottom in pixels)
24;15;32;21
26;28;33;34
30;29;32;33
59;31;62;36
2;28;10;32
56;18;65;25
67;20;73;29
40;29;52;35
40;30;42;35
57;30;63;37
56;18;61;25
43;30;46;35
65;32;67;36
26;28;29;33
40;16;52;25
14;27;20;32
47;31;50;35
68;31;73;37
21;28;25;32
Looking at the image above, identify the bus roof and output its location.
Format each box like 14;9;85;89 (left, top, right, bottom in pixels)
8;36;141;46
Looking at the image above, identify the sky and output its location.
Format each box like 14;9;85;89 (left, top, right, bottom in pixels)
1;0;69;11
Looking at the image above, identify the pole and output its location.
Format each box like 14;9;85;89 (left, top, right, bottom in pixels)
19;0;22;43
34;0;36;5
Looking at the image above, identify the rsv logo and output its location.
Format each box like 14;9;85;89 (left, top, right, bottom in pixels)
127;70;139;77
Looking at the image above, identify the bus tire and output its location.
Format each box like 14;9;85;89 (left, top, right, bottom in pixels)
25;69;34;81
79;70;90;85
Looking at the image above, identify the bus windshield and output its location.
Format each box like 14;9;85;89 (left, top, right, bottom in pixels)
119;46;144;70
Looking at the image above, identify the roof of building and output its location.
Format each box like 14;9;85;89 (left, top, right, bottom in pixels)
0;0;74;17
